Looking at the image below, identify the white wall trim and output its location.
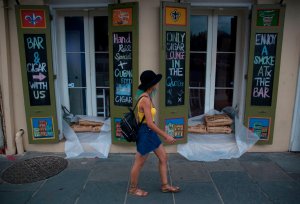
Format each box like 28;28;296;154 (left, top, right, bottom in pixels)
50;8;63;140
239;10;250;121
49;3;108;10
190;2;252;9
290;63;300;151
0;0;16;154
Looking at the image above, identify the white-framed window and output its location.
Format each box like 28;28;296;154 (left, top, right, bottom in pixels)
189;8;248;117
56;10;110;117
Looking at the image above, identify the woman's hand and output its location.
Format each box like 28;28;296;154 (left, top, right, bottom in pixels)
165;135;176;144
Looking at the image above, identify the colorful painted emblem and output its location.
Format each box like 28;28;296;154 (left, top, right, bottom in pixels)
257;9;280;27
31;117;54;139
165;7;187;26
165;118;185;139
21;9;46;28
114;118;124;140
113;8;132;26
248;117;271;140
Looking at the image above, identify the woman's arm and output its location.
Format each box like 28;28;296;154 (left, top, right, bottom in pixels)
140;97;175;143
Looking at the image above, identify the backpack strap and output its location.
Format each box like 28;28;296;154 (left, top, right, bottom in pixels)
132;96;145;112
133;96;146;126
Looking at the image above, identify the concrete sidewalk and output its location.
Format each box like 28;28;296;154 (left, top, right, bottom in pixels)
0;152;300;204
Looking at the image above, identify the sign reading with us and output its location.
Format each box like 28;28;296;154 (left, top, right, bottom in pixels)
24;34;51;106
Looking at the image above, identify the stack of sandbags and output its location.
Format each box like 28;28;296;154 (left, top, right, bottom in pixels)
205;114;233;134
71;119;104;133
188;124;207;134
188;114;233;134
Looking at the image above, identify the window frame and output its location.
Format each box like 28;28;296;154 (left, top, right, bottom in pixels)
190;8;249;118
55;9;108;116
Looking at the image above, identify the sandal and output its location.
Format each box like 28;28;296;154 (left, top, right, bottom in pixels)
129;185;149;197
161;184;180;193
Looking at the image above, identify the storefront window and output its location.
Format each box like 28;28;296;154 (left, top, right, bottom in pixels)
190;15;207;116
65;17;87;115
215;16;237;110
190;12;238;117
60;12;109;117
94;16;109;117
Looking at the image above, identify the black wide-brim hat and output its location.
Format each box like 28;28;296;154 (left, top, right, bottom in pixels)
138;70;162;91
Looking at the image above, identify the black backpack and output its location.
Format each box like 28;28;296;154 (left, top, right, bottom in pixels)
120;96;145;142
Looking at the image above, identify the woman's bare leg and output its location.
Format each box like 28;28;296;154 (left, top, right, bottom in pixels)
130;152;149;187
154;144;180;192
154;144;168;185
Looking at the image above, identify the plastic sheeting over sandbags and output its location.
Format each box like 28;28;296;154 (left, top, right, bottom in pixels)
63;117;111;159
178;108;259;161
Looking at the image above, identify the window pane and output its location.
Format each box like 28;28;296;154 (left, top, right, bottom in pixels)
215;53;235;87
217;16;237;52
69;88;86;115
96;88;110;117
190;53;206;87
67;53;86;87
65;17;85;52
189;89;205;117
190;16;208;51
94;16;108;52
95;53;109;87
214;89;233;111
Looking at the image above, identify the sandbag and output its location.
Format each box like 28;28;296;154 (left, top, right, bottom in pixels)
71;124;102;133
205;114;233;127
188;124;207;134
78;120;104;126
207;126;232;134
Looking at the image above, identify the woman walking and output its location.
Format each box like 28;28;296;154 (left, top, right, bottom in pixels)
129;70;180;197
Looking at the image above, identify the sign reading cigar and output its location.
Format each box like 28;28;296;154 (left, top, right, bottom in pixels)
24;34;51;106
16;6;59;143
113;32;133;106
244;5;285;145
109;3;139;144
165;31;186;106
251;33;277;106
159;2;190;144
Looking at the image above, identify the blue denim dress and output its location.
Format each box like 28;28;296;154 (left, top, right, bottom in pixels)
136;124;162;156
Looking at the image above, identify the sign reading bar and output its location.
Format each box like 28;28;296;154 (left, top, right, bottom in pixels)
165;31;186;106
16;6;59;143
251;33;277;106
24;34;51;106
113;32;133;106
244;5;285;145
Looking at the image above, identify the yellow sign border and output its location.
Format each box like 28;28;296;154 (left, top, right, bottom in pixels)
165;6;187;26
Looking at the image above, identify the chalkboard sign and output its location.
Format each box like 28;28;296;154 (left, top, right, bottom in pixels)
24;34;51;106
251;33;277;106
165;31;186;106
113;32;133;106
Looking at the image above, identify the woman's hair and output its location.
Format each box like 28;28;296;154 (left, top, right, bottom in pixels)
135;89;145;99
